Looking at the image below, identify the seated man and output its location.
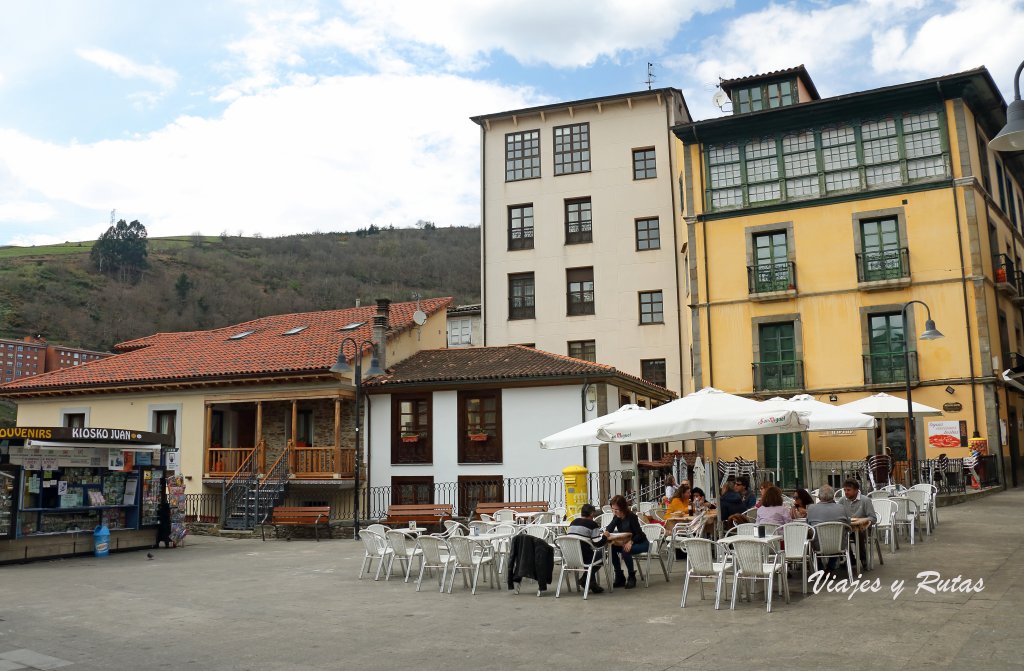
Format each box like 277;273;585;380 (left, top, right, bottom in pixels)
839;478;876;568
567;503;607;593
719;475;756;522
806;484;851;573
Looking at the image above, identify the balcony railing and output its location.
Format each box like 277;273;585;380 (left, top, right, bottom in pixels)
565;222;593;245
290;446;355;479
747;261;796;294
508;228;534;250
567;293;595;316
508;296;535;320
856;247;910;283
994;253;1018;294
1004;351;1024;371
207;447;257;477
863;351;918;385
752;359;804;391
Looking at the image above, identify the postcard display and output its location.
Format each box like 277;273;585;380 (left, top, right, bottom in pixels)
167;475;187;546
0;466;18;539
12;448;162;538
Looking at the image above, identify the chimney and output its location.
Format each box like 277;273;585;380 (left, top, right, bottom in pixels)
372;298;390;371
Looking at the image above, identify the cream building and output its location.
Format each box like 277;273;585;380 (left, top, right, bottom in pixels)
471;88;691;395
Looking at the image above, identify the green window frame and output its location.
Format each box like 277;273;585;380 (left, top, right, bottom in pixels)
859;217;904;281
757;322;799;390
706;107;948;211
868;313;906;384
752;231;790;292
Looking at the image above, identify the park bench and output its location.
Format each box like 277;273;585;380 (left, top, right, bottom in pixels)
383;503;454;528
261;506;331;541
473;501;549;520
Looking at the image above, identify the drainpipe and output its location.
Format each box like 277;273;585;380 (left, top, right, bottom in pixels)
580;379;590;468
480;125;487;346
364;394;372;517
693;127;713;388
952;160;980;438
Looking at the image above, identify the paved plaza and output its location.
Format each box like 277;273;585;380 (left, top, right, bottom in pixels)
1;490;1022;671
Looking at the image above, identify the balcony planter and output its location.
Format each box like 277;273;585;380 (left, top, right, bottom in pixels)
996;268;1008;283
400;434;420;443
468;433;490;442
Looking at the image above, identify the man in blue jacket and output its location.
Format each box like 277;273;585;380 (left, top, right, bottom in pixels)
719;475;756;520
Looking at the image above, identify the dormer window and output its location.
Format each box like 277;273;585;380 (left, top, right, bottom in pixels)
228;330;255;340
734;79;796;113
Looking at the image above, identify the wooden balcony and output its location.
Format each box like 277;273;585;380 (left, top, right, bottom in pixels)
206;447;257;478
290;446;355;479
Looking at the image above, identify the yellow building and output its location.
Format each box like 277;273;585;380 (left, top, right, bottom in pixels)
674;66;1024;489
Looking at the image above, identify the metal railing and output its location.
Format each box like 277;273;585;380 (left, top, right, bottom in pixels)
752;359;804;392
807;458;970;494
856;247;910;283
566;293;595;316
862;351;918;385
993;253;1017;292
747;261;796;294
184;493;222;523
1004;351;1024;371
508;296;535;320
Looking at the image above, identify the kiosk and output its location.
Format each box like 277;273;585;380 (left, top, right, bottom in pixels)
0;426;174;563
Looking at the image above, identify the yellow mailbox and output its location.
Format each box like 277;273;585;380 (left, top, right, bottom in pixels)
562;465;589;522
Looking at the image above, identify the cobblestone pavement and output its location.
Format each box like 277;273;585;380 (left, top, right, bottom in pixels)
1;489;1021;671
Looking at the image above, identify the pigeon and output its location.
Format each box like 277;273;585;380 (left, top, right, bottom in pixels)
147;552;154;560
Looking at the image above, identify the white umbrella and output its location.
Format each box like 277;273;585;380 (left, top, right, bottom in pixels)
539;404;647;449
762;394;877;488
692;456;715;504
595;387;809;497
839;392;941;452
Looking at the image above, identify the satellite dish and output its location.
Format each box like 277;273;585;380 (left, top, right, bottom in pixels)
412;310;427;326
712;89;730;111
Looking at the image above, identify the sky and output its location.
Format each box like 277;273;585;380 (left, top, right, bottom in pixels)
0;0;1022;246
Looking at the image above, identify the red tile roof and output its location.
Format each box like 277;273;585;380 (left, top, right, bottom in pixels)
363;345;675;397
0;298;451;394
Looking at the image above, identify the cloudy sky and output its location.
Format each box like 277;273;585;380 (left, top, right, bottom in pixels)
0;0;1022;245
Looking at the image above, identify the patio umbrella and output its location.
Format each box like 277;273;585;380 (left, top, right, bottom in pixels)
595;387;809;500
538;404;647;449
762;395;877;488
692;456;715;503
839;392;942;451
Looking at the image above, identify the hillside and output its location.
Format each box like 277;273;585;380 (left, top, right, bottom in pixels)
0;227;480;352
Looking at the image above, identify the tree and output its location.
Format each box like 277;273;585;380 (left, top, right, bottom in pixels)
175;273;193;302
90;219;149;282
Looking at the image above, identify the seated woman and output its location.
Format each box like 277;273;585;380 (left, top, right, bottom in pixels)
790;488;814;519
691;487;714;512
664;483;693;519
754;480;771;508
603;494;649;589
755;485;790;528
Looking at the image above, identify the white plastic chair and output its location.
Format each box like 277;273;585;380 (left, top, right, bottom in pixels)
438;520;468;538
365;523;391;537
357;530;394;581
485;523;518;574
729;537;789;612
634;523;670;587
905;488;932;535
385;530;424;582
522;524;553;542
872;498;898;554
414;535;456;592
445;536;497;594
780;522;815;594
742;507;758;522
667;513;707;573
911;483;939;528
493;509;517;523
813;521;853;582
601;505;612;513
553;535;608;599
637;502;656;515
597;512;614;528
867;490;890;500
677;537;732;608
726;522;758;537
891;496;920;545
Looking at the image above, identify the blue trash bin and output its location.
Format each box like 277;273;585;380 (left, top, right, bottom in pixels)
94;524;110;557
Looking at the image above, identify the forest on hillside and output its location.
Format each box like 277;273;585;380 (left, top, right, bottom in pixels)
0;226;480;352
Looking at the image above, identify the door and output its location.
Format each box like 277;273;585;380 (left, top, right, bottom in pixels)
1009;409;1020;488
868;313;906;383
764;433;804;490
237;407;256;447
758;322;797;390
457;475;502;519
752;231;789;292
860;217;901;280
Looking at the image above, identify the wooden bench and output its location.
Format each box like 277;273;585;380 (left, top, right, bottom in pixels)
383;503;454;528
473;501;549;521
261;506;331;541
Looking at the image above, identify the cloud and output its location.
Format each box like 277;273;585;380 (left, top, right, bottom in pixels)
77;47;179;90
666;0;1023;121
0;73;544;242
0;200;57;223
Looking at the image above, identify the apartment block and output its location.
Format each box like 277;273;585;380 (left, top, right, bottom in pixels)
0;336;110;383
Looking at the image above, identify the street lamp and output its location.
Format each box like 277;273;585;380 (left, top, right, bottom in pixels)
330;338;384;539
901;300;944;483
990;59;1024;152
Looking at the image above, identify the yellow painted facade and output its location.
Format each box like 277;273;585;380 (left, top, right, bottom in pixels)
677;71;1024;488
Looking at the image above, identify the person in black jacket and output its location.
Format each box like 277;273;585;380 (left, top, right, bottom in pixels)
567;504;607;593
603;494;648;589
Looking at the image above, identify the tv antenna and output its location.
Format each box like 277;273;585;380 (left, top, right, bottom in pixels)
411;293;427;340
643;62;656;90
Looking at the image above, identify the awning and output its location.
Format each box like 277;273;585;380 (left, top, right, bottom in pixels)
26;440;163;453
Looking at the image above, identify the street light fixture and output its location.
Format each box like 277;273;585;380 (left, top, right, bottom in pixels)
330;338;383;540
990;59;1024;152
901;300;944;483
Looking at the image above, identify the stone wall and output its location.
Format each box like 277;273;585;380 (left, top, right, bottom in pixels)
260;398;356;468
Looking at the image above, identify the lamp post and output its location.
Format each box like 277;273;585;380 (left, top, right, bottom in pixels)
901;300;944;484
990;59;1024;152
330;338;383;540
